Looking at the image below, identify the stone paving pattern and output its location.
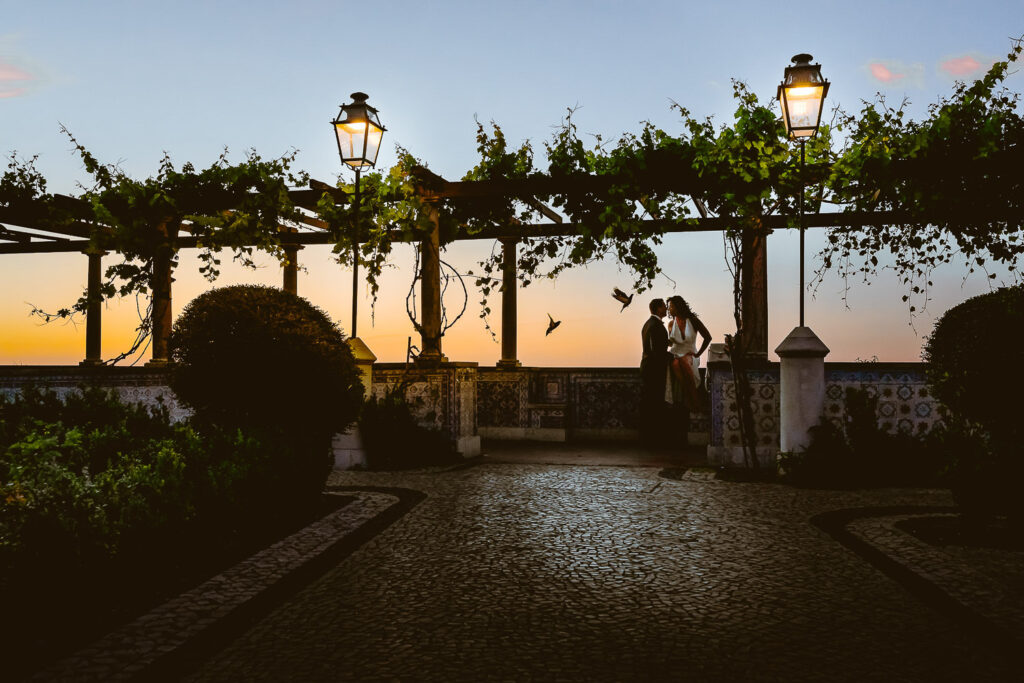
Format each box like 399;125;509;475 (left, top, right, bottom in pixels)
30;492;398;683
183;465;1018;682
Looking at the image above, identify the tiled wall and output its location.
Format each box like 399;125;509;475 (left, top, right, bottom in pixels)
2;361;941;458
476;367;710;442
708;361;941;452
369;362;480;454
0;366;189;421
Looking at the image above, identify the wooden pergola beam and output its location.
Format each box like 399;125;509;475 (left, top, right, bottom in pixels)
0;239;92;254
5;207;1023;255
0;228;32;243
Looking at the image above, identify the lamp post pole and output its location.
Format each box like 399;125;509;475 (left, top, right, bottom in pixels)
352;168;360;338
799;137;805;328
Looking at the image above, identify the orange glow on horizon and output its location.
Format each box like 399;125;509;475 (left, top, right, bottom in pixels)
1;233;1007;369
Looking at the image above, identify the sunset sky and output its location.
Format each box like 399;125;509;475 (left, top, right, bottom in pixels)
1;1;1021;367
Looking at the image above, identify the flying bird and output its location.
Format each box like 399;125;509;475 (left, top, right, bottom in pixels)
545;313;561;336
611;287;633;311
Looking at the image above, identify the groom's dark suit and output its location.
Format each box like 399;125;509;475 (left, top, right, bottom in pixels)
640;315;671;444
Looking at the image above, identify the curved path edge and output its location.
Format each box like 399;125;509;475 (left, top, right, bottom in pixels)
811;505;1021;649
28;486;426;683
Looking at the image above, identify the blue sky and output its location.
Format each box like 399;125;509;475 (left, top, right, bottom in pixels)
1;1;1022;365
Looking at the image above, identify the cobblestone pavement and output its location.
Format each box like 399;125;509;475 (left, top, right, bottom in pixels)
182;465;1018;682
845;511;1024;641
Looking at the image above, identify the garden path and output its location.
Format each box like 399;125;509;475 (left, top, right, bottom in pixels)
177;461;1017;682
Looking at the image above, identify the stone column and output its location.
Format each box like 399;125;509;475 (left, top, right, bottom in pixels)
497;237;521;368
282;244;302;295
418;204;446;364
332;337;377;471
147;224;177;367
741;223;769;361
80;248;106;366
775;326;830;454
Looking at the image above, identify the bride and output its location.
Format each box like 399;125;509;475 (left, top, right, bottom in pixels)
666;295;712;411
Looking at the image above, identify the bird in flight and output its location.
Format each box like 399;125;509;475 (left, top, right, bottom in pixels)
611;287;633;311
545;313;561;336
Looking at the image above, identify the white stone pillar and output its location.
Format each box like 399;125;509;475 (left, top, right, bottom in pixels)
775;326;830;453
332;337;377;470
346;337;377;401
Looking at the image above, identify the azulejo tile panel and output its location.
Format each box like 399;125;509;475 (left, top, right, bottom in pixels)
709;362;942;450
823;374;941;436
709;366;780;448
371;367;448;435
571;375;642;429
477;367;711;436
477;379;524;428
0;368;190;422
370;364;480;448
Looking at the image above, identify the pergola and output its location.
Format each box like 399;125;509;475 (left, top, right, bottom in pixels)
0;164;1015;367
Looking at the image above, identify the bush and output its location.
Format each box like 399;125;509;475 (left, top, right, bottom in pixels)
923;284;1024;449
169;285;365;504
0;384;176;454
0;388;269;575
0;387;308;675
919;420;1018;518
924;284;1024;520
779;418;856;488
169;285;363;433
779;387;942;489
359;387;457;470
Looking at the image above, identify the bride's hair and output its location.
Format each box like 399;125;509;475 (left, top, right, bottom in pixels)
668;295;695;320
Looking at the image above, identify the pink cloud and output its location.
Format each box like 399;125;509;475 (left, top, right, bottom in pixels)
869;62;904;83
940;55;984;77
0;61;33;81
0;88;27;98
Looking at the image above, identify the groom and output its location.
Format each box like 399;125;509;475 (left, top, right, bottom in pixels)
640;298;671;446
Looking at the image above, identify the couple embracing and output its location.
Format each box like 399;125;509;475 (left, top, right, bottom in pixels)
639;296;712;448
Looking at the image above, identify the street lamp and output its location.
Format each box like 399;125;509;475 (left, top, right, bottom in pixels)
778;54;829;327
331;92;386;338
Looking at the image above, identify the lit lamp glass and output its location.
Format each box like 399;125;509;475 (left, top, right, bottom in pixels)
332;92;386;169
778;54;829;139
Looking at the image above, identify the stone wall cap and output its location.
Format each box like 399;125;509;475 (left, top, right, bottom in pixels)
775;326;830;358
346;337;377;363
707;342;729;364
374;360;479;370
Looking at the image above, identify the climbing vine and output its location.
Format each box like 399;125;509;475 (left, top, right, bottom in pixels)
314;147;434;312
817;38;1024;313
17;129;308;320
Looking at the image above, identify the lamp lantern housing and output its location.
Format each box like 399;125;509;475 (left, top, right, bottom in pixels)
778;54;829;139
332;92;386;169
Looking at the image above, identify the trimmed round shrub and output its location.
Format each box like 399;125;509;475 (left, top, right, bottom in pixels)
923;284;1024;446
924;284;1024;520
169;285;364;503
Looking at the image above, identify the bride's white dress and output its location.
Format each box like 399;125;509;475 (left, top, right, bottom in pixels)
665;317;700;403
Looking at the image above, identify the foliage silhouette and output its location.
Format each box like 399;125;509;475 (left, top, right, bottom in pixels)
169;285;364;505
